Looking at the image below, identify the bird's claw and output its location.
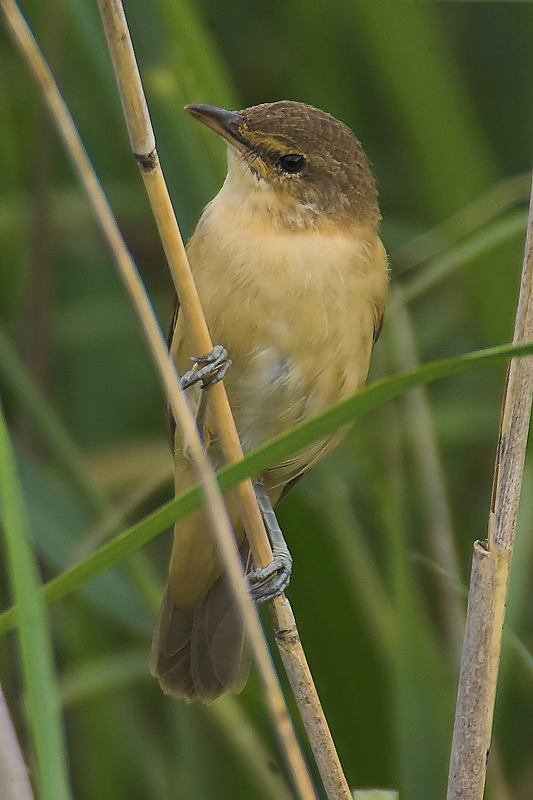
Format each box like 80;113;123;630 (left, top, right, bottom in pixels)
180;345;231;390
248;550;293;603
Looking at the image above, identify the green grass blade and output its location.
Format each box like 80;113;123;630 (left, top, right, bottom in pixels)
0;399;72;800
0;339;531;636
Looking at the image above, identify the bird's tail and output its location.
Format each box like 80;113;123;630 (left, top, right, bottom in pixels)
150;566;251;702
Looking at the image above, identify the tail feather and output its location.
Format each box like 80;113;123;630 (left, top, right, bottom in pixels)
151;572;251;702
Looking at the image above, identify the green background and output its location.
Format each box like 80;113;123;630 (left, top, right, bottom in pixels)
1;0;533;798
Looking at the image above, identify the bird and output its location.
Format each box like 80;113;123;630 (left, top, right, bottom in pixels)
150;100;389;701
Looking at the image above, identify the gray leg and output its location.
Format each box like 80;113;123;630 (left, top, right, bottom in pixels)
180;346;230;454
248;480;293;603
180;345;231;390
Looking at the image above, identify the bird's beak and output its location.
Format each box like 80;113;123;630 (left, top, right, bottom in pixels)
185;104;249;151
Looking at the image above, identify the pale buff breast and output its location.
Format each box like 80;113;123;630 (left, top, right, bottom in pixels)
171;167;388;481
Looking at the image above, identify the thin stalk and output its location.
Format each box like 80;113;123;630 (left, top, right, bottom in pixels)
0;398;72;800
1;340;533;642
206;699;297;800
0;2;317;798
446;176;533;799
96;0;271;570
95;1;352;796
0;684;35;800
0;314;164;616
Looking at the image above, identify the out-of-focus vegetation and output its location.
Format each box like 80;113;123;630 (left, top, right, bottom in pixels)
1;1;533;798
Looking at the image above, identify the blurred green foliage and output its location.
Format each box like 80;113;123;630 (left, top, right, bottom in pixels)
1;0;533;799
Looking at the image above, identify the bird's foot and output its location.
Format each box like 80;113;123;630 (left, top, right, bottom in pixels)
247;479;293;603
180;345;231;390
248;549;293;603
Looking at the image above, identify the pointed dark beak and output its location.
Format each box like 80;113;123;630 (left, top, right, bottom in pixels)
185;104;247;148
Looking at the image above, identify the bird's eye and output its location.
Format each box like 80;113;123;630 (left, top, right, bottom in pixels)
277;153;306;174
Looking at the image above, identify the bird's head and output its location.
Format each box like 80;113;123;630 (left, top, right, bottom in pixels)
186;101;379;230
